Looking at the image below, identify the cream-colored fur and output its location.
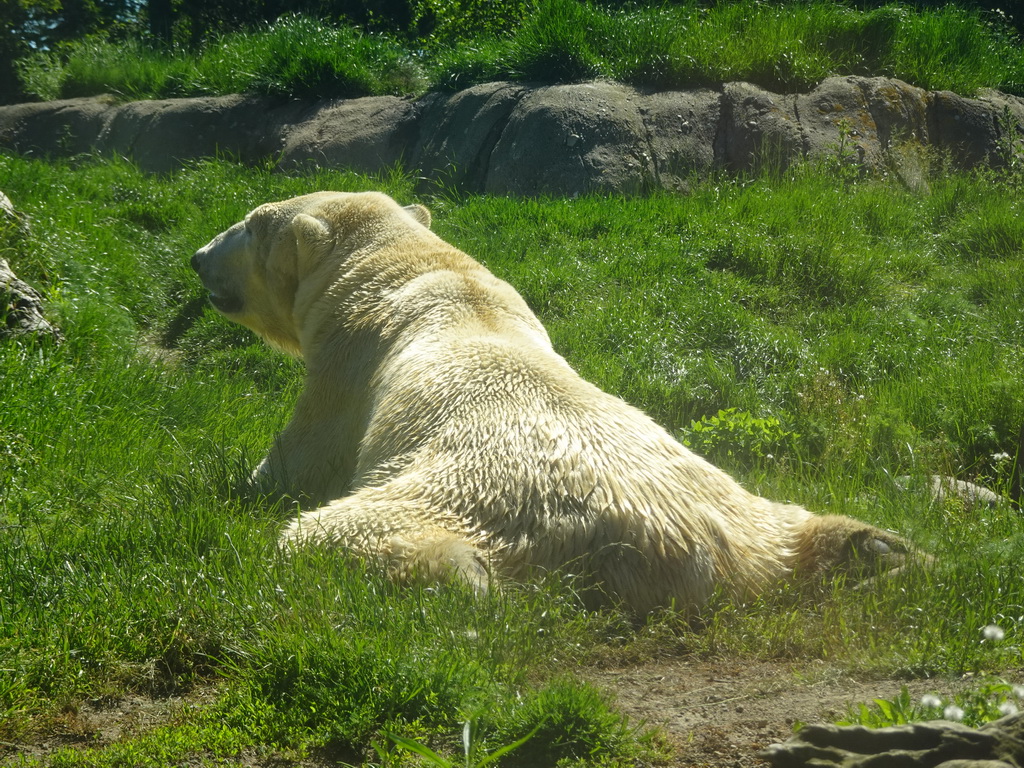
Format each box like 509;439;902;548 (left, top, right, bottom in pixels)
191;191;909;613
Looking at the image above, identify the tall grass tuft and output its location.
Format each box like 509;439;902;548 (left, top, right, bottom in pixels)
18;16;426;102
16;36;192;101
504;0;611;83
195;15;427;99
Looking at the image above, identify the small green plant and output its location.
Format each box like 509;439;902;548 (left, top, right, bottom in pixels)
839;686;923;728
682;408;798;467
230;15;427;99
503;0;610;82
380;718;541;768
995;105;1024;185
819;117;864;185
412;0;534;46
13;48;66;101
839;623;1024;728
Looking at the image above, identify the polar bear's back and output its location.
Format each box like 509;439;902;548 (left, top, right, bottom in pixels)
354;329;803;611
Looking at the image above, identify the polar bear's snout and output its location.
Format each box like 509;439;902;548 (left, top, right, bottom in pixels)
191;224;247;315
191;248;242;314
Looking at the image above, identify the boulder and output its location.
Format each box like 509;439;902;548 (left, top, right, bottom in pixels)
929;90;1004;168
895;475;1003;508
637;88;720;191
0;190;28;234
719;81;803;172
410;81;527;191
0;258;61;342
0;96;115;157
762;712;1024;768
278;95;420;174
927;475;1003;508
0;192;60;343
95;94;307;172
485;81;655;195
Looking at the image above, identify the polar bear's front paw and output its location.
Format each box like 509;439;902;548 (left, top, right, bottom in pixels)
794;514;924;581
387;534;491;595
248;459;273;493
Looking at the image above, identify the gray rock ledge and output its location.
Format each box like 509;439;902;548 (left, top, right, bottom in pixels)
2;77;1022;195
762;712;1024;768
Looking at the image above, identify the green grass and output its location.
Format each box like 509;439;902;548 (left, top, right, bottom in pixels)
15;0;1024;102
16;19;426;102
1;151;1023;763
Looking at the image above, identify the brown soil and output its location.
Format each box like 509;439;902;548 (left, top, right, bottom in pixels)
587;658;970;767
0;660;972;767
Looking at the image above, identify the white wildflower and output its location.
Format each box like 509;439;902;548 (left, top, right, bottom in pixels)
920;694;943;709
998;701;1019;716
943;705;965;721
982;624;1006;642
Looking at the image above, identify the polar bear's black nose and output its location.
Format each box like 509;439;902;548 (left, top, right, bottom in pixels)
190;252;201;273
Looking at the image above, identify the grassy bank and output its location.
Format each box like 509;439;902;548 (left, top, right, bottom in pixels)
1;152;1023;764
14;0;1024;103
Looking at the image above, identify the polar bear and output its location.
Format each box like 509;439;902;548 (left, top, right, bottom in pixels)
191;191;911;613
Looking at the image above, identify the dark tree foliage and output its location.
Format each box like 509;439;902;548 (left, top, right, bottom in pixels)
147;0;172;41
22;0;137;49
2;1;58;103
2;0;138;102
1;7;29;103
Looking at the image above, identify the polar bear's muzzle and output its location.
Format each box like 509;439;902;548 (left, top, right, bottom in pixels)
191;223;249;316
190;249;244;314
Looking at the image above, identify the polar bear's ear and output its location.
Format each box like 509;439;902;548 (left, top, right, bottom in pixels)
404;204;431;229
290;213;332;268
292;213;331;245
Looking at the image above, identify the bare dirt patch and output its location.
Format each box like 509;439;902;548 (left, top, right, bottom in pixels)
1;689;215;765
587;658;973;767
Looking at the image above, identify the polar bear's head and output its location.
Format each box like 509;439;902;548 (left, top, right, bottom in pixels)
190;191;431;356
